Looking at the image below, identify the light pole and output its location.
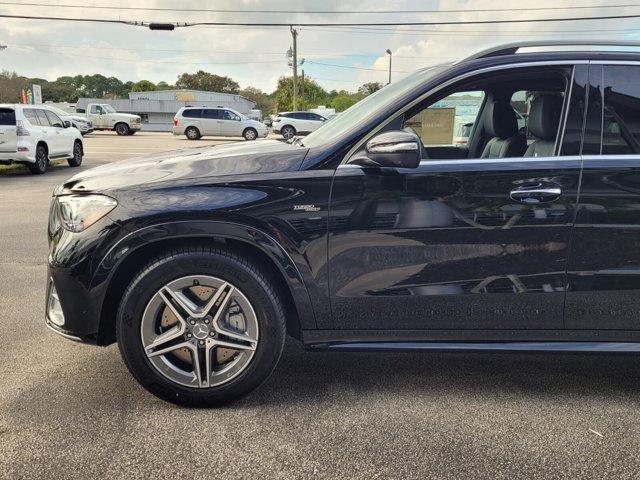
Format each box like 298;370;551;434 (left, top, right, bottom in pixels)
386;49;392;84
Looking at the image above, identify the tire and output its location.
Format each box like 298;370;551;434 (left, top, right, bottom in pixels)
116;246;286;407
281;125;296;140
185;126;200;140
129;131;136;135
67;141;83;167
115;123;130;136
243;128;258;141
28;144;48;174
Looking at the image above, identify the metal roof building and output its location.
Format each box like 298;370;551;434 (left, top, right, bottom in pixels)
75;89;256;132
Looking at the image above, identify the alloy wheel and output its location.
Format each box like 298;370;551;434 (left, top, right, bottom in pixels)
282;127;295;139
140;275;259;388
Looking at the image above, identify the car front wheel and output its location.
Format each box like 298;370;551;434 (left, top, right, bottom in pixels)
243;128;258;141
116;246;286;407
115;123;130;136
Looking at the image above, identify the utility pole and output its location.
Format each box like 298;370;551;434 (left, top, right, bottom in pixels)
386;49;392;84
291;26;298;111
301;69;305;101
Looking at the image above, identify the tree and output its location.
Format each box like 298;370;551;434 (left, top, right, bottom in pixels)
331;94;360;112
175;70;239;93
156;81;173;90
275;76;328;111
240;86;275;113
131;80;157;92
358;82;383;96
0;70;28;103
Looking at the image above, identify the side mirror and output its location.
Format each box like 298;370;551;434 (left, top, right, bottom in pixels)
352;130;422;168
63;120;71;128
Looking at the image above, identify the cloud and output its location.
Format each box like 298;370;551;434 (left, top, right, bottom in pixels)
0;0;638;92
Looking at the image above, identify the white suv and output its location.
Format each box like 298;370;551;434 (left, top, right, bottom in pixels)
0;104;84;174
271;111;327;139
172;107;268;141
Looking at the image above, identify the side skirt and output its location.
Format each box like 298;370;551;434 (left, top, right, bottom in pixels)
302;329;640;353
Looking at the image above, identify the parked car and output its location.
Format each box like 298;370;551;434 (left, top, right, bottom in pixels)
77;103;141;136
46;106;94;135
271;111;327;139
172;107;268;141
46;41;640;407
0;104;83;174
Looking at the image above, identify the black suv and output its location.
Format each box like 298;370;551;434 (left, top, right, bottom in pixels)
46;42;640;406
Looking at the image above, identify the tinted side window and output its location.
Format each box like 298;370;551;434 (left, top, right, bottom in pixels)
202;109;220;119
602;65;640;154
35;109;50;127
45;110;64;128
560;66;588;156
0;108;16;126
308;113;324;121
182;109;202;118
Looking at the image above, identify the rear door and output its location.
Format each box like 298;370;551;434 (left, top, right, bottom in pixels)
0;108;17;155
43;110;68;155
565;62;640;330
201;109;221;136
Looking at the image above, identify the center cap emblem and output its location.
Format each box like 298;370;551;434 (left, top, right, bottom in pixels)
192;323;209;340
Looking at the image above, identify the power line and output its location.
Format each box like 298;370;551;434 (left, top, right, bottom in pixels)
1;1;639;14
305;60;410;73
3;12;640;27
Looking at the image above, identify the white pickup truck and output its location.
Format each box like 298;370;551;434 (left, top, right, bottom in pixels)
80;103;141;136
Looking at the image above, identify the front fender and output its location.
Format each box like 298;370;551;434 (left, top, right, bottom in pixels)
92;220;317;330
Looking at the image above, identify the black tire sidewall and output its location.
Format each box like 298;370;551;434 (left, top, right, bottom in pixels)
68;142;83;167
185;127;199;140
243;128;257;141
29;146;48;174
116;249;285;407
115;124;130;136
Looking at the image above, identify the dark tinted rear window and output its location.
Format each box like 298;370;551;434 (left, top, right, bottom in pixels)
182;109;202;118
0;108;15;126
602;65;640;154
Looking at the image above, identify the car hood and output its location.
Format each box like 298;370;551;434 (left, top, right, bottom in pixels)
59;139;308;193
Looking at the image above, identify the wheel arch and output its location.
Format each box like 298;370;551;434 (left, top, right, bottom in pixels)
36;140;48;154
95;221;315;345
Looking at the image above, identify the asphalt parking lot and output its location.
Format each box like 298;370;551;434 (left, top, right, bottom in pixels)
2;132;640;479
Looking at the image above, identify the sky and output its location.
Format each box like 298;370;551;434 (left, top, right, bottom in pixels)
0;0;638;93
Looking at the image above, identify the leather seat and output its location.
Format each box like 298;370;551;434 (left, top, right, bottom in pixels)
524;94;563;157
480;101;527;158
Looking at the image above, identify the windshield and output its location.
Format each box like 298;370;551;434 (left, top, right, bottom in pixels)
303;65;449;148
48;106;70;117
102;105;116;113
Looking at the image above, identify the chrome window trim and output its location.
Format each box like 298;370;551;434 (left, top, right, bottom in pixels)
338;155;582;169
343;59;640;166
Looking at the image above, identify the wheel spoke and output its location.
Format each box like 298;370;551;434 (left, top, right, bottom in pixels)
147;339;193;358
211;285;235;323
162;286;199;318
213;337;257;351
195;282;229;319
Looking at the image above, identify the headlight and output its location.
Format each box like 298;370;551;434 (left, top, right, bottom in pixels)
56;194;117;232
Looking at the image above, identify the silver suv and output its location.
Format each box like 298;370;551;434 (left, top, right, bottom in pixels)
173;107;268;141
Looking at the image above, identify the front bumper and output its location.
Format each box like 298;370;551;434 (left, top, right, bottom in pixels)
130;123;142;131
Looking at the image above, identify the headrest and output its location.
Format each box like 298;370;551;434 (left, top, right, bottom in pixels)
528;94;562;141
485;101;518;139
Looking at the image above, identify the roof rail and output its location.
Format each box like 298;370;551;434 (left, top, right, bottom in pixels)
459;40;640;63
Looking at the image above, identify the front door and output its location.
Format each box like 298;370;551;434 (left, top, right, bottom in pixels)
327;65;584;332
220;110;243;136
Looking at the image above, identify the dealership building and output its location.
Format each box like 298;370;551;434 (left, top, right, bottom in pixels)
74;89;257;132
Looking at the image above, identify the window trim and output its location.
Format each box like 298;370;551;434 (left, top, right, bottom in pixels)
343;59;593;165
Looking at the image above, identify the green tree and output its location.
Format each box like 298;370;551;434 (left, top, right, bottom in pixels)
358;81;383;96
131;80;157;92
175;70;239;93
331;94;360;112
0;70;28;103
275;76;329;111
156;81;173;90
240;86;275;113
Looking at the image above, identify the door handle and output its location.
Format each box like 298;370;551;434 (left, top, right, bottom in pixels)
510;185;562;204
